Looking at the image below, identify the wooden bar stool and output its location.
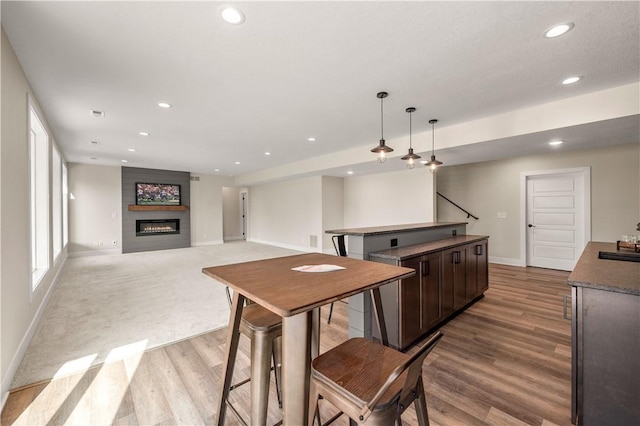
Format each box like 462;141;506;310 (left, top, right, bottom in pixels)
224;288;283;426
308;331;443;426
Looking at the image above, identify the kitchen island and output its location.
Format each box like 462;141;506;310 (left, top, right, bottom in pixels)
568;241;640;425
325;222;467;339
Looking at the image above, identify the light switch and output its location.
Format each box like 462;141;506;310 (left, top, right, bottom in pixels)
497;212;507;219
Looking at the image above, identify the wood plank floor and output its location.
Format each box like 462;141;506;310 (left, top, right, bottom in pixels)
2;264;572;426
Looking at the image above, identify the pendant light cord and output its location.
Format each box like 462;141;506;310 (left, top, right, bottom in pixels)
431;121;435;155
409;111;413;148
380;97;384;140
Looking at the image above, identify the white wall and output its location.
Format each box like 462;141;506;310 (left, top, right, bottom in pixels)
321;176;344;253
248;176;323;251
68;164;122;255
1;28;66;403
190;174;232;246
222;186;243;241
437;143;640;264
344;169;435;228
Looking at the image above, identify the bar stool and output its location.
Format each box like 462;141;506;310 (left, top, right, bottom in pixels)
224;288;283;426
308;331;443;426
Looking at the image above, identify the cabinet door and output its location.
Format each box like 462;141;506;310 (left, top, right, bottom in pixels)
422;252;442;330
467;240;488;299
441;248;458;316
399;256;423;348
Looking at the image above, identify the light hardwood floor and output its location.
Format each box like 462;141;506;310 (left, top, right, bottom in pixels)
2;264;572;426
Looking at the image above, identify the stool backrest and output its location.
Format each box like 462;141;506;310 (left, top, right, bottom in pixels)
358;331;443;422
332;235;347;257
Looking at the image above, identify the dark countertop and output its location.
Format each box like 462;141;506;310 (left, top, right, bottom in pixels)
325;222;467;237
369;235;489;261
568;242;640;295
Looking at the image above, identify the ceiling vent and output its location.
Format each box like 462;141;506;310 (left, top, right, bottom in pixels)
89;109;105;118
190;176;200;182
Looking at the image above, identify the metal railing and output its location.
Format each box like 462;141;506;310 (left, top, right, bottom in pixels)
437;192;479;220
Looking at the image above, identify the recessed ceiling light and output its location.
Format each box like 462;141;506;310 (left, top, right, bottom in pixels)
562;76;582;85
121;159;128;163
347;171;354;175
139;131;150;136
128;148;136;152
157;102;172;108
214;169;220;172
264;152;271;156
545;23;574;38
90;157;98;160
221;6;245;24
234;161;241;165
549;140;564;146
308;137;316;142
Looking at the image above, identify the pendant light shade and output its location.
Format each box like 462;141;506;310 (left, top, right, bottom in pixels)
401;107;421;169
371;92;392;163
424;119;443;173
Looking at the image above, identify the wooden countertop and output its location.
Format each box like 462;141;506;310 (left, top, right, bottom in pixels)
568;242;640;295
369;235;489;261
325;222;467;236
202;253;415;317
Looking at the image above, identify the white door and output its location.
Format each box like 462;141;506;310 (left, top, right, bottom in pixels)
526;170;588;271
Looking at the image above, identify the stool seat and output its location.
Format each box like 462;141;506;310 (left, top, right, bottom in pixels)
241;304;283;333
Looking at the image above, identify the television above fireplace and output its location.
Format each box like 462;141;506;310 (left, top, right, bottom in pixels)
135;182;181;206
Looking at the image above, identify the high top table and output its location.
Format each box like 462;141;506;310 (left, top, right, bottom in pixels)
203;252;415;425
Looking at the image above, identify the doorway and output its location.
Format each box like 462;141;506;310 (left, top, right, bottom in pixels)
520;167;591;271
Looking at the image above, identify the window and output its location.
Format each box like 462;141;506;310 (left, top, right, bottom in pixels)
52;144;62;260
29;104;50;289
63;162;68;248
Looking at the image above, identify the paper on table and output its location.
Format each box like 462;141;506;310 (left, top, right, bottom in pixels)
291;264;346;273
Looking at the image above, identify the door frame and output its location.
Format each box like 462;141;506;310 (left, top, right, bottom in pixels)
519;167;591;268
239;190;248;240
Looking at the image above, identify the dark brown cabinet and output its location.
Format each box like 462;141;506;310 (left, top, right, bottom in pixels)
370;236;489;350
467;240;488;300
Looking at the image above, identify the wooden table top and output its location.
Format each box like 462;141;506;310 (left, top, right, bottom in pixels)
202;252;415;317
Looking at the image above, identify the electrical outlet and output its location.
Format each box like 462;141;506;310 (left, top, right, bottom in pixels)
98;240;103;246
497;212;507;219
452;230;457;236
390;238;398;247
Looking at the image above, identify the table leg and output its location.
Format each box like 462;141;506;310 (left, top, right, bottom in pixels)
370;287;389;347
282;311;312;425
214;291;245;426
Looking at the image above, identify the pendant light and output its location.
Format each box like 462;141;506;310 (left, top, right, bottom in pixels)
401;107;421;169
370;92;392;163
424;119;443;173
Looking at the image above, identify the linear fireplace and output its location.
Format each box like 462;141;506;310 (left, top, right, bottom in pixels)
136;219;180;236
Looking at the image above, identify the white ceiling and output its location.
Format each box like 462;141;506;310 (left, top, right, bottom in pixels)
2;1;639;181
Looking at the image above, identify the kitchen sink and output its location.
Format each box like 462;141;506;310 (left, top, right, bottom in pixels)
598;251;640;262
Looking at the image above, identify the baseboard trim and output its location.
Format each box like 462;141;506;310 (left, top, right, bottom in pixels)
489;256;524;267
223;236;244;242
68;248;122;258
191;240;224;247
1;252;67;409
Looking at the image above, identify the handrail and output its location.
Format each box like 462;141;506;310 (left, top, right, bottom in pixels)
437;192;479;220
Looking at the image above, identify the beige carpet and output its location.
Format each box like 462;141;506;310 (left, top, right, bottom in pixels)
11;241;301;389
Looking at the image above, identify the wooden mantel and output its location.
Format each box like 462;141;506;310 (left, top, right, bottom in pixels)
128;205;189;211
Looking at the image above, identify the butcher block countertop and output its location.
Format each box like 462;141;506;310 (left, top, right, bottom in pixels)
325;222;467;236
568;241;640;295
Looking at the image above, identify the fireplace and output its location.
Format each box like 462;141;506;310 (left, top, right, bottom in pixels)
136;219;180;236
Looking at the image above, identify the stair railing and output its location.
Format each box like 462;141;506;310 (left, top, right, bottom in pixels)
437;192;479;220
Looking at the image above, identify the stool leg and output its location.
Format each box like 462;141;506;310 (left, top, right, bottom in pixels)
251;332;273;426
273;336;283;408
215;293;245;426
414;376;429;426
